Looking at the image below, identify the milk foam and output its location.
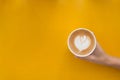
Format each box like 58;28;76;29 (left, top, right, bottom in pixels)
74;35;91;51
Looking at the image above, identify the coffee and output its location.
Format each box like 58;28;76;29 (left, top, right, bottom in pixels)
68;28;96;57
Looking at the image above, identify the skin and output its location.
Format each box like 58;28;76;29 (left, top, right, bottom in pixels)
76;42;120;69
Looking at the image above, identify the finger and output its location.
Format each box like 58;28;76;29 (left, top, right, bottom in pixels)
75;55;94;60
75;55;87;59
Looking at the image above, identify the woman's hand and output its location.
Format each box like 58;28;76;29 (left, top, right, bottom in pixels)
76;42;109;65
76;42;120;69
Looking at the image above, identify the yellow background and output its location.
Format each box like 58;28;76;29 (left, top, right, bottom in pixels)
0;0;120;80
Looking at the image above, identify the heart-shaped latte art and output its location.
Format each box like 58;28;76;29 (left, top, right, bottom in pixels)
74;35;91;51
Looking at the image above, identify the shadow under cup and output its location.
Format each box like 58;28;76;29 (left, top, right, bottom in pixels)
67;28;96;57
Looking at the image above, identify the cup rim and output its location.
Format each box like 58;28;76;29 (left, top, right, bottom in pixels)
67;28;96;57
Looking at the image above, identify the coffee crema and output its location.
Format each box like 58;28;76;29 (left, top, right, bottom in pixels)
68;29;96;55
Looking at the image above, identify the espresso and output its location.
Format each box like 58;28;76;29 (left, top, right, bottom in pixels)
68;29;96;55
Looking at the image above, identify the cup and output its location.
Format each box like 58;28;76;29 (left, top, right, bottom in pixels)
67;28;96;57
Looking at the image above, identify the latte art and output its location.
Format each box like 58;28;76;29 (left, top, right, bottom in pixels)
68;28;96;57
74;35;91;51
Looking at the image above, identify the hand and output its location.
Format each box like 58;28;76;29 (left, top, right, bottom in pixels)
76;42;120;69
76;42;110;65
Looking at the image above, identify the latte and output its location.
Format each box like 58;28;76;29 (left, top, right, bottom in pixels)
67;28;96;57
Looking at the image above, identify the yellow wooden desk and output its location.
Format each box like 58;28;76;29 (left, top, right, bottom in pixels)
0;0;120;80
